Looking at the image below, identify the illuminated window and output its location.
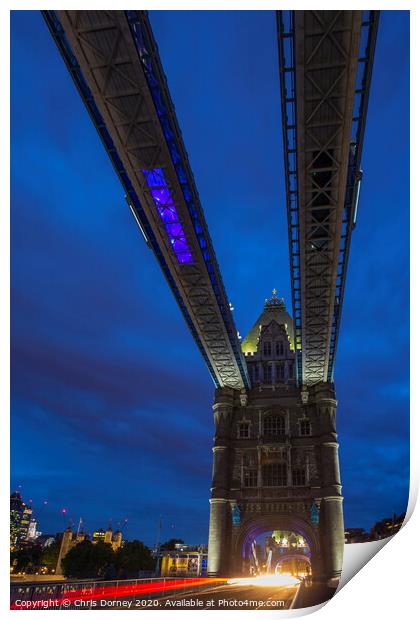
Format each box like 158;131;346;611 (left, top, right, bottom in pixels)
263;341;272;356
299;420;311;436
263;415;285;436
244;470;258;487
262;463;287;487
238;422;251;439
292;468;306;486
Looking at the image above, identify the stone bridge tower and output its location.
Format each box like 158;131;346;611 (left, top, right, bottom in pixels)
207;292;344;583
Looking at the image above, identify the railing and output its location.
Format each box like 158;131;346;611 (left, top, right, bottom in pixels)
11;576;226;610
277;10;303;386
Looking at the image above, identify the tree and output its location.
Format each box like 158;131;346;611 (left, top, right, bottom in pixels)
40;541;61;572
61;540;114;579
115;540;154;576
10;544;42;573
160;538;184;551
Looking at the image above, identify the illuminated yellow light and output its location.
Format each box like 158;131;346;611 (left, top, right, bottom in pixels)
227;574;300;588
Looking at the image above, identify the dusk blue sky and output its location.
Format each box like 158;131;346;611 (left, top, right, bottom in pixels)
11;11;409;544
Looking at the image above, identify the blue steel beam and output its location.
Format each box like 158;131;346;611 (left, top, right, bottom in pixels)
43;10;250;392
278;10;379;386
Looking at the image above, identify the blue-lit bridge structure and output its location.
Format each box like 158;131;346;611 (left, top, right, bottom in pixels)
42;10;379;584
43;10;250;393
278;10;378;385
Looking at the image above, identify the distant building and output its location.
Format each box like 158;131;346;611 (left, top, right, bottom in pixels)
26;518;38;541
173;543;207;553
371;513;405;540
92;528;106;542
18;503;33;544
344;528;370;543
103;528;123;551
35;534;56;548
91;528;123;549
10;492;24;549
160;550;208;577
10;492;34;549
156;543;208;577
55;528;86;576
55;527;123;575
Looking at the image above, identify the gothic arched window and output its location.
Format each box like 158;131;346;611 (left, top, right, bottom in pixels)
263;414;285;436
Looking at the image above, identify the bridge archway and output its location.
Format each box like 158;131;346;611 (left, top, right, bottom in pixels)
230;513;321;577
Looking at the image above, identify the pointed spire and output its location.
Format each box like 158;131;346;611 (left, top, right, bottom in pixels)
241;292;293;354
265;289;286;309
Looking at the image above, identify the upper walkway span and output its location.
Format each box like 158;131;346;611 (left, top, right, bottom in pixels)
278;10;379;386
43;10;250;391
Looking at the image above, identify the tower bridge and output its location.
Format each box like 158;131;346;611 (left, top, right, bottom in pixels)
208;292;343;581
43;9;379;585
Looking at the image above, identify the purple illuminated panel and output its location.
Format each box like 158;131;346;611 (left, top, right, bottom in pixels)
143;168;193;264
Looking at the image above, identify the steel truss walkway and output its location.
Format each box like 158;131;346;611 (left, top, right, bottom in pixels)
43;10;250;391
278;10;379;386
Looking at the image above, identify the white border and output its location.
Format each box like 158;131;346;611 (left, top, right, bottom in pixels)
2;3;417;619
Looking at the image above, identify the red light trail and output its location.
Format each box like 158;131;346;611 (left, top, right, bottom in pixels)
10;577;226;609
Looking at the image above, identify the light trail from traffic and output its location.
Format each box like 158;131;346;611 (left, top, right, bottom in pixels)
227;573;300;588
10;577;226;609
